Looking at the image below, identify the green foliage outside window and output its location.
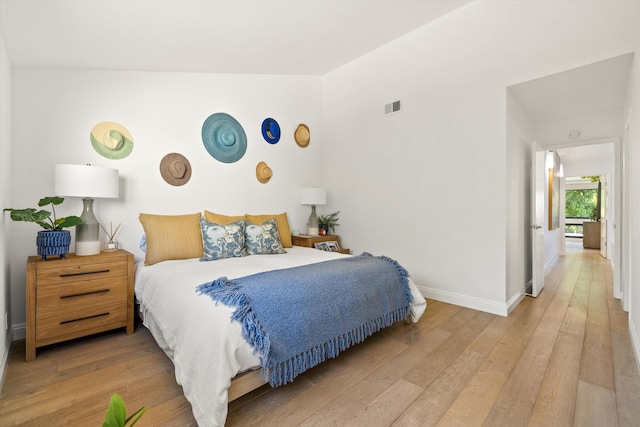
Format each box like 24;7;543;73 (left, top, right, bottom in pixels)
565;189;598;218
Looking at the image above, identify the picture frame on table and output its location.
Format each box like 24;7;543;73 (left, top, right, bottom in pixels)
314;242;331;251
326;241;341;252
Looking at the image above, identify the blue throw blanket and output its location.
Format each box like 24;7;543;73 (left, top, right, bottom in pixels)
196;253;413;387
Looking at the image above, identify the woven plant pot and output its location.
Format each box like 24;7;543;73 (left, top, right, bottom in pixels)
36;230;71;261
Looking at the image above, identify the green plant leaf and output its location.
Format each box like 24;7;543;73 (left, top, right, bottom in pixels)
126;406;149;426
38;196;64;207
103;394;127;427
4;208;51;223
55;215;82;230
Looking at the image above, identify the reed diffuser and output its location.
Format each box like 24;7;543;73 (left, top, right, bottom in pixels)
101;222;121;252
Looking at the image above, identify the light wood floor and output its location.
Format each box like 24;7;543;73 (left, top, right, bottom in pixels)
1;243;639;426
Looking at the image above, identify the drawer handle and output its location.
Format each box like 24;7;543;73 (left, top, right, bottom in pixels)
60;289;109;299
60;269;110;278
60;312;109;325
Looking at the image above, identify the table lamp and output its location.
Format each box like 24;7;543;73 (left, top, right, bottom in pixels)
301;187;326;236
55;164;119;256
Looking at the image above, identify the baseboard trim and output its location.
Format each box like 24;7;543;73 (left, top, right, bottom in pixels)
12;322;25;341
506;290;526;315
0;325;14;393
629;317;640;379
418;286;510;317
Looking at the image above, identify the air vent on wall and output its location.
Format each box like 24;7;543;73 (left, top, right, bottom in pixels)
384;100;402;115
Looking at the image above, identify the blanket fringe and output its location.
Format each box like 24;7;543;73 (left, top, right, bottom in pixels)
267;304;410;387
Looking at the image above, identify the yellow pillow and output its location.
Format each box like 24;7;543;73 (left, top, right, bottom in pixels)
246;212;292;248
204;211;245;225
139;213;203;266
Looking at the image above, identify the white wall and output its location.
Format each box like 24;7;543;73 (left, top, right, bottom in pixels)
506;90;534;308
8;69;323;338
625;4;640;373
0;31;11;382
320;0;638;315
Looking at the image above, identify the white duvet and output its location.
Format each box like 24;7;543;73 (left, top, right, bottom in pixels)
134;247;426;426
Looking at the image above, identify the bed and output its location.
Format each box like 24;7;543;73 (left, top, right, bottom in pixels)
135;212;426;426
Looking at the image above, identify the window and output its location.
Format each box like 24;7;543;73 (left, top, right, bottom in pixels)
565;189;598;218
565;188;598;237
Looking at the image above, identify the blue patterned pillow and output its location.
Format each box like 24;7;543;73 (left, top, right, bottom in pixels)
200;218;247;261
245;218;287;255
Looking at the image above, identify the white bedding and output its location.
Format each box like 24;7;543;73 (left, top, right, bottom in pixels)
134;247;426;426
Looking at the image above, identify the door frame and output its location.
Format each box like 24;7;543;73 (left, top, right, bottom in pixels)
537;136;623;309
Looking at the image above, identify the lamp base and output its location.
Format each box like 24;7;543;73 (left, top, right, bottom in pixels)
307;205;319;236
75;240;101;256
75;197;101;256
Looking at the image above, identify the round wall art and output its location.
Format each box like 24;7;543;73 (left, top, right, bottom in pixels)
294;123;310;148
201;113;247;163
160;153;192;186
261;118;281;144
90;121;134;159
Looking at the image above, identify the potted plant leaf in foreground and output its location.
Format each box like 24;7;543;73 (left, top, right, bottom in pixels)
102;394;147;427
4;196;82;260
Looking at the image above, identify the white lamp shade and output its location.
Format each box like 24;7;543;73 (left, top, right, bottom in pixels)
55;164;119;198
301;188;326;205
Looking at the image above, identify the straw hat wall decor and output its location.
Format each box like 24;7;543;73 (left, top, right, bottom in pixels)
256;161;272;184
294;123;310;148
90;122;134;159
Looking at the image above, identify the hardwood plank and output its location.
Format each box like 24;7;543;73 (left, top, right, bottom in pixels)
392;349;487;427
481;293;579;427
402;311;495;389
434;298;554;426
610;331;640;427
346;378;423;427
573;380;618;427
527;331;583;427
580;324;615;390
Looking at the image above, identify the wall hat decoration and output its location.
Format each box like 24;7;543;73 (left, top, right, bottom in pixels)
256;161;273;184
261;118;281;144
294;123;310;148
90;122;134;159
160;152;192;186
202;113;247;163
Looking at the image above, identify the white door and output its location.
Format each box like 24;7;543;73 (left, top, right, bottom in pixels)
529;141;545;297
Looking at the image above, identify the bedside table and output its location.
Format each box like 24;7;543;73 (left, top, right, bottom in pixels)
25;249;135;361
291;234;350;254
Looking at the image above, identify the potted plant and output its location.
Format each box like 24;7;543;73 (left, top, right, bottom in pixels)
4;196;82;260
318;211;340;236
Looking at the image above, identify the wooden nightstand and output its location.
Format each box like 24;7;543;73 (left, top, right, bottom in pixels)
25;249;135;361
291;234;350;254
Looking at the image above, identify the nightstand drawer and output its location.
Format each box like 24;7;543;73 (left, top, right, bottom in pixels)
36;277;127;312
36;261;128;286
36;300;127;344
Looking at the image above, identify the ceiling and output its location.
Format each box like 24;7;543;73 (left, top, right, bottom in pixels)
0;0;472;75
509;53;633;125
510;53;634;173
